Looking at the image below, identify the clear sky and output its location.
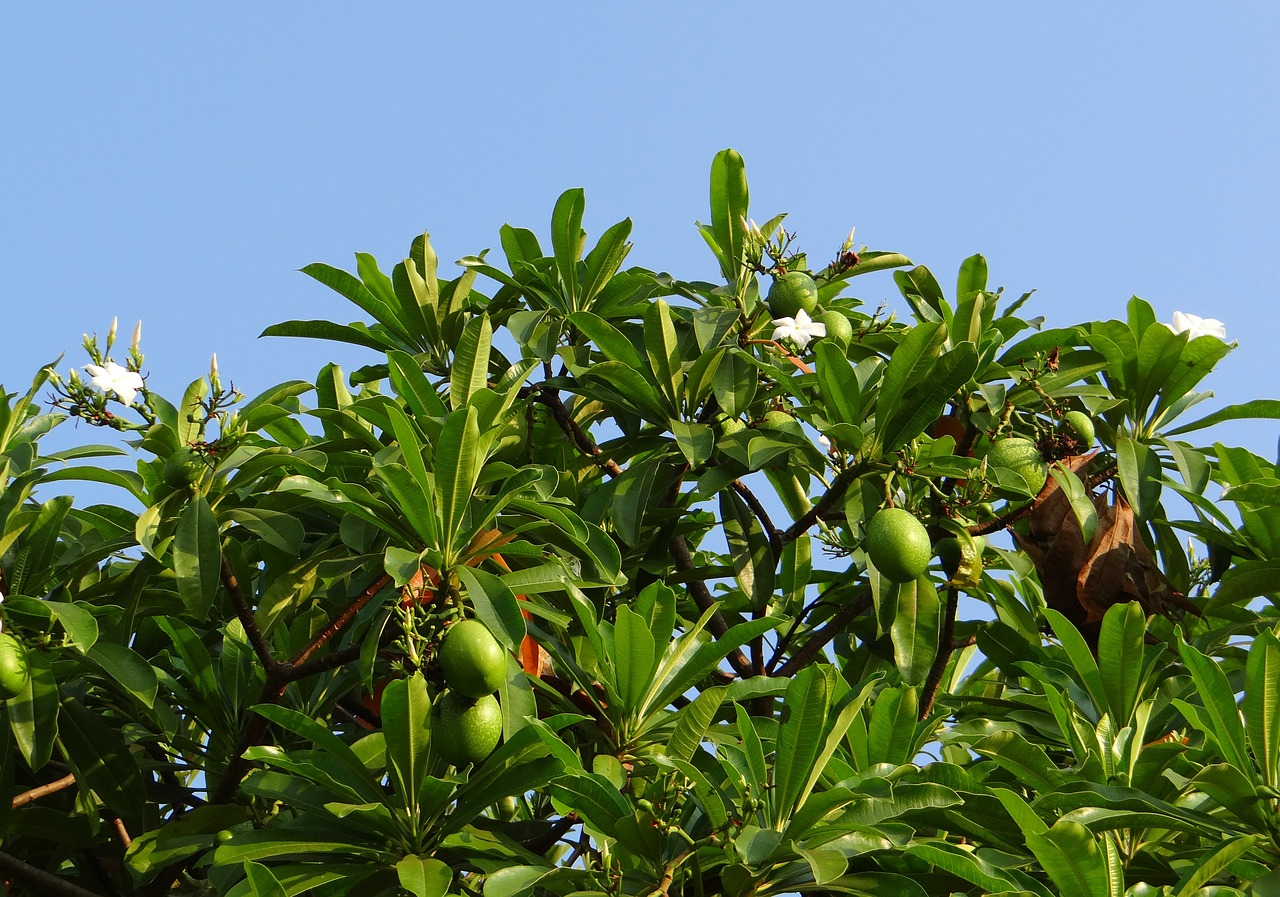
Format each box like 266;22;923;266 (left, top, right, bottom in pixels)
4;3;1278;459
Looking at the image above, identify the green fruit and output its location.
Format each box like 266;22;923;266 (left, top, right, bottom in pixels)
215;829;235;844
865;508;932;584
163;449;204;489
767;272;819;318
432;691;502;766
986;437;1048;496
439;620;507;698
1062;410;1095;446
759;409;804;437
717;417;746;438
820;310;854;347
0;634;30;700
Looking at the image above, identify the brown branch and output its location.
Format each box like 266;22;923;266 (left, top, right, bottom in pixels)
731;479;783;560
291;574;392;666
11;772;78;808
531;387;623;477
0;850;108;897
668;535;753;680
919;587;959;720
220;557;279;674
773;591;872;678
780;468;859;545
105;812;132;849
288;642;363;680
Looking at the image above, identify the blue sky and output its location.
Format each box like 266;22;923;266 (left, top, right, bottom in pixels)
4;3;1278;458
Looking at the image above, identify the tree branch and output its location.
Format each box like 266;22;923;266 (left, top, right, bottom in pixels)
11;772;77;809
291;573;392;666
731;479;782;560
772;590;872;678
919;587;959;719
668;535;754;680
780;468;858;545
0;850;108;897
221;557;278;674
531;387;623;477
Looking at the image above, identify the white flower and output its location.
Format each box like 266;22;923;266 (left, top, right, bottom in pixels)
771;308;827;351
84;361;145;405
1168;311;1227;341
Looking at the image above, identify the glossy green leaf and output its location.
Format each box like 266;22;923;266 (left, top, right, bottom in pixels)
450;313;493;410
551;188;585;307
242;861;288;897
890;575;940;686
1176;640;1250;772
434;406;481;556
614;604;657;716
1244;628;1280;788
381;673;432;814
772;666;830;825
720;488;776;613
174;495;221;618
397;855;452;897
1115;435;1161;522
58;694;144;815
85;642;157;708
1096;601;1146;727
708;148;749;283
1026;821;1109;897
1049;462;1099;543
9;648;58;770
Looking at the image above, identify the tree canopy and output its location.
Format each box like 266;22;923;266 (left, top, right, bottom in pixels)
2;149;1279;896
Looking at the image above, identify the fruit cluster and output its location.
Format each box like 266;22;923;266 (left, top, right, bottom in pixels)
431;619;507;766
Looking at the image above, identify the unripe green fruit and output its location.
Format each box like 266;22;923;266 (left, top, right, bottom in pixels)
432;691;502;766
865;508;932;584
759;409;804;437
767;272;819;318
717;418;746;438
439;620;507;698
820;310;854;347
986;437;1048;495
0;634;30;700
1062;411;1095;446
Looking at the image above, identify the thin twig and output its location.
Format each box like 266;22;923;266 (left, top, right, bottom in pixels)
780;468;859;545
11;772;77;809
919;587;959;720
731;480;783;560
773;591;872;678
668;535;754;680
220;557;278;673
291;573;392;666
531;388;624;477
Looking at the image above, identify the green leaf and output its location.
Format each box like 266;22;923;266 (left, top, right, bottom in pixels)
242;861;288;897
772;666;830;825
1212;560;1280;605
1026;821;1110;897
9;648;58;770
454;565;526;653
381;673;432;815
1244;628;1280;788
1096;602;1146;728
551;188;586;308
719;488;776;613
397;855;453;897
877;322;946;422
1049;462;1099;543
388;350;446;418
85;642;158;709
644;299;682;408
1176;639;1250;772
1044;609;1106;719
548;773;628;838
568;312;645;369
1164;399;1280;436
580;218;633;305
670;419;714;469
58;694;145;815
974;731;1070;793
44;601;99;652
614;605;657;716
259;319;391;352
880;342;977;453
434;406;482;557
890;575;941;686
708;148;749;283
1173;835;1266;897
815;341;861;425
450;314;493;410
174;495;222;618
1116;436;1162;523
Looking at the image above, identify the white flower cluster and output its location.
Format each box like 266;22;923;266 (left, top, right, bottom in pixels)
84;361;145;405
